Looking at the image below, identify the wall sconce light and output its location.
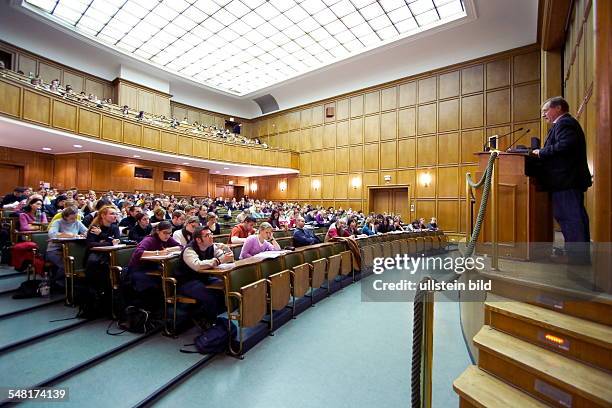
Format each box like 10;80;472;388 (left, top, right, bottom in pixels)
351;177;361;189
279;181;287;192
228;180;234;185
250;183;258;192
312;179;321;191
419;172;432;187
384;175;392;183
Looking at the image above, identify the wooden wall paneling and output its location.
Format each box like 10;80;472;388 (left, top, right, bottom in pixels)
399;81;417;107
381;86;397;111
336;98;349;120
38;62;61;84
417;135;437;167
486;88;511;125
486;58;511;89
380;141;397;169
398;107;416;137
322;149;335;174
350;95;363;117
289;130;300;151
378;170;397;186
437;200;459;232
324;102;335;123
312;105;324;125
63;71;85;94
138;90;155;115
417;103;437;135
398;138;416;168
154;94;170;117
52;100;77;132
513;83;541;122
461;94;484;128
461;129;484;163
397;169;415;187
0;81;21;117
323;124;336;148
364;143;379;171
461;65;484;94
142;126;160;150
311;126;324;150
300;107;312;128
335;147;348;173
364;114;380;143
78;108;101;138
214;115;225;129
178;135;193;156
101;116;122;142
85;79;105;99
486;126;511;150
418;76;437;103
438;98;459;132
349;117;363;145
416;200;436;219
322;175;335;199
300;151;311;175
311;151;323;174
122;121;142;146
209;142;222;161
380;111;397;141
160;131;177;153
438;132;459;164
22;90;51;125
438;166;459;197
365;90;380;114
513;51;541;84
334;174;348;199
439;71;460;99
349;145;363;173
336;120;349;146
348;172;362;199
300;128;312;151
18;54;36;76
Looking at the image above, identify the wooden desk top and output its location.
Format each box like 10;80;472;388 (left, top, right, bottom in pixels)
50;236;86;242
90;244;130;252
140;252;180;261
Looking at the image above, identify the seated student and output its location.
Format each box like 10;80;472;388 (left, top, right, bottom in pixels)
85;206;121;291
119;205;141;231
293;216;321;247
176;226;232;325
427;217;439;231
239;222;281;259
361;217;378;236
2;186;27;206
46;207;87;287
129;213;152;243
82;198;112;227
44;194;67;219
229;216;256;244
268;209;286;230
150;207;166;224
324;218;351;242
170;210;186;232
172;215;200;247
18;198;47;231
205;212;221;235
346;217;360;236
127;221;182;297
197;205;208;225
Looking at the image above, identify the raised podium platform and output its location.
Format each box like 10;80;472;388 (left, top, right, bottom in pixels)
473;152;553;261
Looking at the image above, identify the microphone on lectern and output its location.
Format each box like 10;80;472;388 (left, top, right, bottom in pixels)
484;127;524;151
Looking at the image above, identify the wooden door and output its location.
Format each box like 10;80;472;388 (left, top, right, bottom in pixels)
369;187;409;216
392;188;410;219
371;189;391;214
0;164;23;196
215;185;225;198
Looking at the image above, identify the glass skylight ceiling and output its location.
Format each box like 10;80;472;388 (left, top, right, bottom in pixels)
23;0;466;96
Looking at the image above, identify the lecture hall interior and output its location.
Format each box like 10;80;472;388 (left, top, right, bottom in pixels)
0;0;610;406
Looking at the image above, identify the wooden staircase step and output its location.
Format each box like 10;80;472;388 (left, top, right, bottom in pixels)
474;326;612;408
486;294;612;371
453;365;550;408
481;271;612;326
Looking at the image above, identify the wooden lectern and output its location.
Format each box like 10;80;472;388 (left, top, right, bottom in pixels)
472;152;553;260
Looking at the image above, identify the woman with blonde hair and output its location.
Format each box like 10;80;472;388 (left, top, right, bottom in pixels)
239;222;281;259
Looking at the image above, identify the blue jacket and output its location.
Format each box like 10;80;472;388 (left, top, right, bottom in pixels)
361;224;376;236
293;227;320;247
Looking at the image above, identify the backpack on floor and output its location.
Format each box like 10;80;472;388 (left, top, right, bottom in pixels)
180;317;236;354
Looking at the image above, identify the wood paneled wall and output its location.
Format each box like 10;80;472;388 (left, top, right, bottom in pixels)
251;45;543;233
0;41;113;101
562;0;596;231
115;79;171;117
53;152;210;196
0;77;297;170
0;146;54;189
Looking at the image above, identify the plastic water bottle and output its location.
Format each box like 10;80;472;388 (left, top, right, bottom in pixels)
35;209;42;223
39;272;51;298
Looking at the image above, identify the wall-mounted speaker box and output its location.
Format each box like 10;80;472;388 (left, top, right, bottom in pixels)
325;107;335;118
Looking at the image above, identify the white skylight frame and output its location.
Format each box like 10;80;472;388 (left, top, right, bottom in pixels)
22;0;468;96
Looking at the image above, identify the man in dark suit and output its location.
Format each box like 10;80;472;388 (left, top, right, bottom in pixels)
532;96;592;264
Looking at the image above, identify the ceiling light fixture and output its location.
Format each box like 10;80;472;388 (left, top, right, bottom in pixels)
133;155;141;158
42;147;52;151
73;144;83;148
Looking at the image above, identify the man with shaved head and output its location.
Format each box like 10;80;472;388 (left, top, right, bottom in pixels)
292;216;320;247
